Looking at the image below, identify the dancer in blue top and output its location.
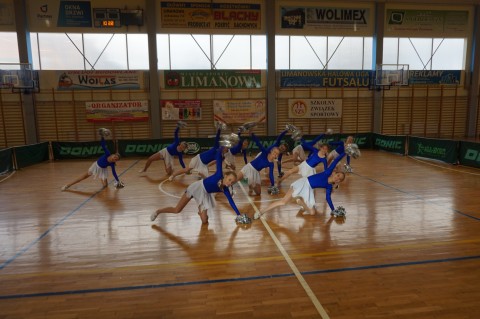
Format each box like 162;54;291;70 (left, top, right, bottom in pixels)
61;134;123;191
151;148;241;224
223;131;249;171
282;132;327;166
236;129;288;195
139;121;187;176
255;152;346;219
328;135;354;170
169;127;223;180
276;143;330;186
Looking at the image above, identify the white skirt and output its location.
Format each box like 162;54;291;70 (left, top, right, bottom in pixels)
240;163;261;186
292;145;306;162
188;154;209;177
298;161;316;178
159;147;174;169
88;162;108;181
290;177;315;208
186;180;216;212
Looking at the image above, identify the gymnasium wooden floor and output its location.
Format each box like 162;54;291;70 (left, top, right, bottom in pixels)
1;150;480;318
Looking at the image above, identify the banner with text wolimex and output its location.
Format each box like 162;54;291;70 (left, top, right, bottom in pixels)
407;136;458;164
372;134;406;155
459;141;480;169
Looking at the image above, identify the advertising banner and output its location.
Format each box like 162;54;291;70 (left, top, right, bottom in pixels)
0;147;13;173
280;70;372;88
408;70;461;85
118;138;214;157
408;136;458;164
160;2;261;30
86;100;149;122
280;6;371;33
213;100;266;124
14;142;50;169
163;70;262;89
459;141;480;169
57;70;143;90
161;100;202;121
57;0;92;27
52;140;115;159
386;9;469;36
372;133;406;155
288;99;342;119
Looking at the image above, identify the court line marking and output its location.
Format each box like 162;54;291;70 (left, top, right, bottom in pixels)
0;160;139;271
237;182;330;319
1;254;479;301
3;237;479;279
0;170;16;183
353;172;480;221
407;155;480;176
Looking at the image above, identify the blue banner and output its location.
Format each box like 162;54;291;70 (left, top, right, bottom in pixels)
409;70;461;85
57;1;92;27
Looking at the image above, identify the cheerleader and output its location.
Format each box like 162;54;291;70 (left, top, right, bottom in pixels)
276;143;329;186
327;135;354;168
255;152;346;219
61;135;123;191
168;127;222;180
236;130;286;195
151;148;241;224
139;121;187;175
223;130;249;171
282;132;327;166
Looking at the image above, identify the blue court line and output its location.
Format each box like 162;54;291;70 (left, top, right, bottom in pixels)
1;254;479;300
353;172;480;221
0;160;139;271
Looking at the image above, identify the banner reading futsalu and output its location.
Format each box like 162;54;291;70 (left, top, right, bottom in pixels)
408;136;458;164
459;141;480;168
373;134;406;155
280;70;373;88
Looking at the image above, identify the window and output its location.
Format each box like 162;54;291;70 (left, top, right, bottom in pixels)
276;35;373;70
383;37;466;70
0;32;19;68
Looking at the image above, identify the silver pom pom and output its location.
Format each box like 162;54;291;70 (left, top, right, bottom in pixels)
345;143;361;159
219;133;240;149
98;128;111;137
326;128;333;134
235;214;252;224
215;121;228;131
343;164;353;173
177;121;187;128
267;185;280;195
286;123;303;141
331;206;346;218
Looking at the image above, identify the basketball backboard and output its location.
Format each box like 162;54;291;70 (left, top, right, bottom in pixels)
375;64;409;87
0;63;39;93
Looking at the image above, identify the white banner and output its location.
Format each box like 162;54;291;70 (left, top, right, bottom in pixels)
288;99;342;118
213;99;266;124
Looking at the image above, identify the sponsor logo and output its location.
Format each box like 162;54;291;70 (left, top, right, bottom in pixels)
375;138;402;150
416;143;446;157
185;142;200;154
464;148;480;163
59;146;104;156
124;144;169;154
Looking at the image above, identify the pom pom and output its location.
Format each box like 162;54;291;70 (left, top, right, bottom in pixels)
331;206;346;218
215;121;228;131
219;133;240;149
267;185;280;195
235;214;252;224
114;181;125;189
98;128;111;137
177;121;187;128
345;143;361;159
343;164;353;173
326;128;333;134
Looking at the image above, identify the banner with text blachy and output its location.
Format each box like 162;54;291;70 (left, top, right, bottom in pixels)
372;133;406;155
288;99;342;119
163;70;262;89
160;2;261;30
459;141;480;169
408;136;458;164
280;70;373;88
57;71;143;90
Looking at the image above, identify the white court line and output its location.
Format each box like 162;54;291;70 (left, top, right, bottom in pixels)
237;182;330;319
0;170;16;183
408;156;480;176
